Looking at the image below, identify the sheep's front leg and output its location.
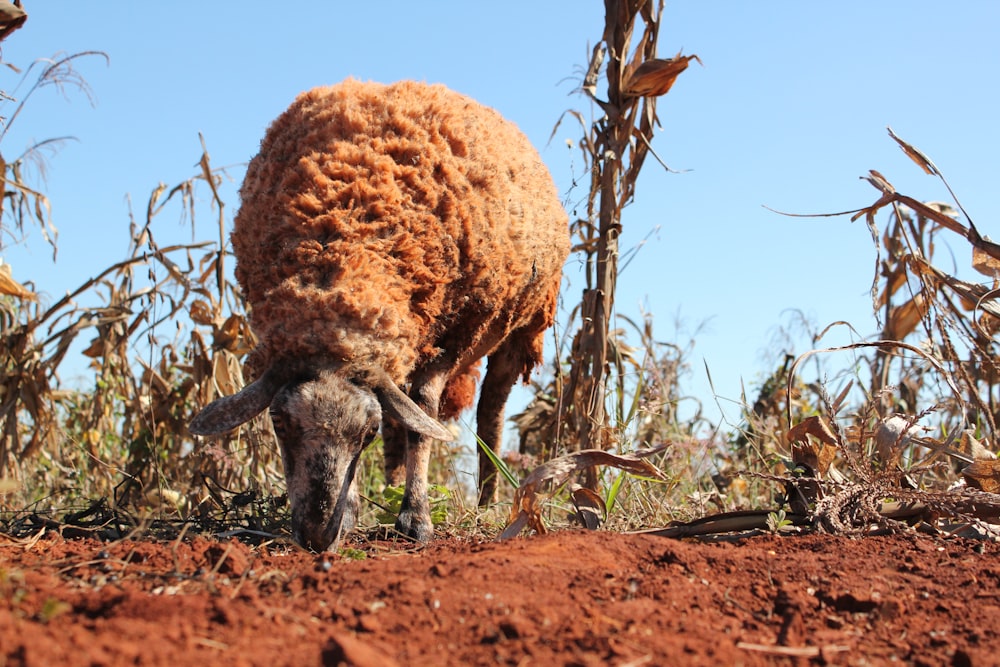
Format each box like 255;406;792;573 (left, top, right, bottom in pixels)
396;431;434;541
395;372;448;542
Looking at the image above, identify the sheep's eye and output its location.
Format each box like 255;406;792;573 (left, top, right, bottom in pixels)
270;411;286;436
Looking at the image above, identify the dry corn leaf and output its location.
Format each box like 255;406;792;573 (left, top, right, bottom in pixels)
570;484;606;530
884;294;927;341
189;299;215;326
963;460;1000;494
785;416;838;448
0;2;26;24
211;352;241;397
877;268;909;306
0;266;35;300
500;510;532;540
888;127;939;176
786;416;838;475
923;200;959;219
972;246;1000;278
873;416;927;468
499;446;667;540
81;336;106;359
829;380;854;415
918;259;1000;319
896;193;969;237
957;430;997;462
863;170;896;196
139;359;170;395
622;52;701;98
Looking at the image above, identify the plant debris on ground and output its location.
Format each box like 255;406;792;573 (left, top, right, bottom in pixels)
2;1;1000;663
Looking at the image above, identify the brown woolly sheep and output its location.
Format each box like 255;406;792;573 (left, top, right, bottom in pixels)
190;79;569;551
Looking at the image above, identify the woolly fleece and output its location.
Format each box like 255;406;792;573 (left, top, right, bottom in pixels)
232;80;568;415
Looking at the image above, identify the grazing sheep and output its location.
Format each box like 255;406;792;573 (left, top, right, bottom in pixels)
190;79;569;551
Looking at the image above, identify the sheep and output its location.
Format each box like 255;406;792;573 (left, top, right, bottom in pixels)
190;79;569;551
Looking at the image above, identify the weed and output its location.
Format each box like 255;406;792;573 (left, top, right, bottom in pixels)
766;509;794;534
37;596;71;623
376;485;452;527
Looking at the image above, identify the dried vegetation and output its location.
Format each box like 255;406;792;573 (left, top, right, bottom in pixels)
3;0;1000;546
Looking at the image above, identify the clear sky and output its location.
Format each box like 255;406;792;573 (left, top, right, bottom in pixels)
3;2;998;439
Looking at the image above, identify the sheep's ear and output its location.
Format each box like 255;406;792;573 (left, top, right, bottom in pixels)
370;372;455;442
189;368;284;435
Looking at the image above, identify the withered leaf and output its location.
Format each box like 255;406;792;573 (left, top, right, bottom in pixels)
830;380;854;415
622;52;701;98
786;415;839;448
863;170;896;195
957;430;997;462
499;446;667;540
884;294;927;341
81;336;105;359
873;416;927;468
888;127;939;176
189;299;214;326
917;260;1000;319
973;245;1000;278
963;459;1000;494
900;197;968;236
878;268;909;306
211;353;242;396
0;265;35;300
786;416;839;475
570;484;606;530
498;511;533;541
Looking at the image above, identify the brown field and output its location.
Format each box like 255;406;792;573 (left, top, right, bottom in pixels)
2;529;998;666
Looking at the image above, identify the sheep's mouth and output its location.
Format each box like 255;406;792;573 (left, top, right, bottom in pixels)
321;446;366;551
292;437;375;552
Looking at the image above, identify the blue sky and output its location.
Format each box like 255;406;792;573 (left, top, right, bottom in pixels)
3;2;998;438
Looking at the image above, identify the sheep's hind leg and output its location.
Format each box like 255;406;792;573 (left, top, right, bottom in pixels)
381;418;407;487
395;371;448;542
476;348;520;507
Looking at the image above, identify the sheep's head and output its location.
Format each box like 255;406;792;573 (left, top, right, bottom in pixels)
268;369;379;550
189;363;452;551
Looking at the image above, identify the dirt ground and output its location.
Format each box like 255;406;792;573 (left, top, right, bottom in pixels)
1;528;998;667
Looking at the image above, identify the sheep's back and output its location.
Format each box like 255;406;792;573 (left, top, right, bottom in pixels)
234;79;569;383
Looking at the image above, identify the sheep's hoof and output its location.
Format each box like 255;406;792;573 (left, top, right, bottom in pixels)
395;509;433;543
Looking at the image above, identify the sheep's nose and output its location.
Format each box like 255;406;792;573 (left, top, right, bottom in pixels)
292;499;357;552
295;527;332;552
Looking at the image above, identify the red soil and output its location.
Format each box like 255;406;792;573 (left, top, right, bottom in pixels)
1;529;998;666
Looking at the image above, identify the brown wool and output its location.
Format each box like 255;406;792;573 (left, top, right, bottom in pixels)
233;79;569;412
